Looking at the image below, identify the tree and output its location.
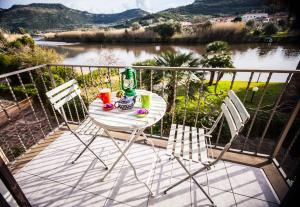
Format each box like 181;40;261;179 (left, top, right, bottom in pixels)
134;51;201;112
246;20;255;29
263;22;279;35
151;22;181;41
131;22;141;31
155;51;200;112
200;41;234;85
203;21;212;31
232;16;242;22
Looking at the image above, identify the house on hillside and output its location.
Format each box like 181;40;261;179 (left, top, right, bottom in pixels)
242;13;268;22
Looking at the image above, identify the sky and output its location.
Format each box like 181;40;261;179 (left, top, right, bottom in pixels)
0;0;194;13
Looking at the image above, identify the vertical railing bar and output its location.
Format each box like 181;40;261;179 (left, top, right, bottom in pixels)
5;77;36;144
171;71;178;125
28;71;53;130
64;65;74;123
107;68;112;90
215;116;225;147
118;68;121;90
243;72;254;103
215;71;236;147
38;68;60;126
280;127;300;165
149;68;154;136
0;99;26;153
47;65;56;88
195;70;205;128
97;67;104;89
243;72;273;152
139;69;143;89
273;98;300;159
69;66;80;124
88;66;95;86
230;72;236;90
17;73;46;139
256;73;293;154
160;70;165;138
182;71;191;128
80;66;89;101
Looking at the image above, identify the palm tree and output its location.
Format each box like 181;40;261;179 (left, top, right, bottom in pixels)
155;51;201;112
200;41;234;85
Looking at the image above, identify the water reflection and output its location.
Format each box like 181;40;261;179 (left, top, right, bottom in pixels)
37;41;300;82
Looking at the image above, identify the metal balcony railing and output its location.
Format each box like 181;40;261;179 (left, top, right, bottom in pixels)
0;64;299;186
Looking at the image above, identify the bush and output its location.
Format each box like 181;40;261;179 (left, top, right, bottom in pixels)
131;22;141;31
151;22;181;41
253;29;262;36
263;22;279;36
232;16;242;22
246;20;255;29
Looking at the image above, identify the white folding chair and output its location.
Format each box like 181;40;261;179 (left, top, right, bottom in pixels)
164;90;250;206
46;79;108;169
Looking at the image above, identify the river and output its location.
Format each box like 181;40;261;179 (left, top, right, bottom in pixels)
36;40;300;82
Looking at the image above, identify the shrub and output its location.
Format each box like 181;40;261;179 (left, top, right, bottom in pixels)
203;21;212;31
246;20;255;29
263;22;279;35
131;22;141;31
232;16;242;22
253;29;262;36
151;22;181;41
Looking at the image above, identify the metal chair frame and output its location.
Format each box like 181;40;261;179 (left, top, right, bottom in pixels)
46;79;108;169
164;90;250;206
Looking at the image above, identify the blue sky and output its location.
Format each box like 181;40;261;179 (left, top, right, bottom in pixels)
0;0;194;13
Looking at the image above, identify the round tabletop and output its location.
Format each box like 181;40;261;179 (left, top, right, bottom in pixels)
88;90;167;131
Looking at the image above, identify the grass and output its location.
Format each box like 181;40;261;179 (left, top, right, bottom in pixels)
176;80;284;112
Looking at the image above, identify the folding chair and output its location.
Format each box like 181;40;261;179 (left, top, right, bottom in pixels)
164;90;250;206
46;79;108;169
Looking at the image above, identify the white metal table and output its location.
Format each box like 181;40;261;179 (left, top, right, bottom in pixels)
88;90;166;195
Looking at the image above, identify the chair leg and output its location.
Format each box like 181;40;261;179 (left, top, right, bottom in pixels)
176;158;215;205
71;134;98;164
163;158;215;206
71;131;108;169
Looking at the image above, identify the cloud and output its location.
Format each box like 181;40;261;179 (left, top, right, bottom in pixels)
135;0;150;11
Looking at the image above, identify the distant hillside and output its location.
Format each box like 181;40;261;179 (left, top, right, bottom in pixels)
164;0;268;15
0;3;149;31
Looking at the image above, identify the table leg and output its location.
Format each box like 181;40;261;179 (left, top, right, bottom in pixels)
101;128;156;196
142;132;161;162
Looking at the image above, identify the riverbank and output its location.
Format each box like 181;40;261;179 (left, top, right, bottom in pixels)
43;25;300;44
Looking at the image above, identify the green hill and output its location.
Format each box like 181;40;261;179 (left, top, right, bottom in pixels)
0;3;149;31
165;0;267;15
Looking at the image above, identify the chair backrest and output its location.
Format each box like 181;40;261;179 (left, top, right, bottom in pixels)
46;79;84;115
221;90;250;142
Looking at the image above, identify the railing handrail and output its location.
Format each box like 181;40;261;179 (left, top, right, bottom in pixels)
48;63;300;74
0;64;47;79
1;64;299;79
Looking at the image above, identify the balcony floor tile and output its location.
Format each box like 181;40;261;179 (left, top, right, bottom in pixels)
13;127;280;207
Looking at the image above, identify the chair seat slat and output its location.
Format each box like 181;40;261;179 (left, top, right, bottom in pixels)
174;124;183;157
228;90;250;123
221;103;238;138
224;97;243;130
54;89;81;110
191;127;199;162
46;79;77;97
182;126;190;160
50;84;79;104
198;128;208;163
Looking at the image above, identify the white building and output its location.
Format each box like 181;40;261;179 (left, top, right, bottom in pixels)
242;13;268;22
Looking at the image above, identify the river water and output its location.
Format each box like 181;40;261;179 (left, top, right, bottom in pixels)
36;40;300;82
